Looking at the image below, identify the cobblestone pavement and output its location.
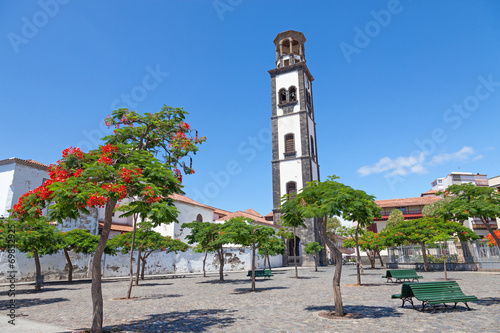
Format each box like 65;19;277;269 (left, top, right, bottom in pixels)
1;266;499;332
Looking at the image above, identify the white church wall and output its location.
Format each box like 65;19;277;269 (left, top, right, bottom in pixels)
0;247;283;282
0;164;15;217
279;159;304;195
277;115;302;158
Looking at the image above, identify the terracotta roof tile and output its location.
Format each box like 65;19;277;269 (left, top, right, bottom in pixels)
375;196;441;208
421;190;438;197
216;210;278;228
0;157;49;171
98;222;134;232
243;208;263;218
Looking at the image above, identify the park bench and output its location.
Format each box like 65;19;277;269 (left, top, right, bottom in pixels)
383;269;423;283
247;269;273;279
391;281;478;310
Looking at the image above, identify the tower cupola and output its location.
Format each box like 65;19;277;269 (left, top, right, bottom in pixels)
273;30;306;68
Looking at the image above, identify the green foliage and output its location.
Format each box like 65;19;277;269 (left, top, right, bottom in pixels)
383;209;404;231
343;231;385;251
304;242;324;255
62;229;116;255
381;217;479;247
258;235;285;257
1;217;63;258
110;228;188;255
421;197;449;218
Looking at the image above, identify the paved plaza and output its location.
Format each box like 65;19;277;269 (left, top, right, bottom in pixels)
1;266;499;332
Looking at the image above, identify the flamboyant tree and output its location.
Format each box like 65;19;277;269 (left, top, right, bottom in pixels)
437;183;500;252
10;106;205;332
258;235;285;271
0;217;63;290
486;230;500;247
61;228;116;283
279;202;307;279
381;217;479;271
182;220;220;278
280;175;379;316
304;242;324;272
111;226;188;285
343;231;385;268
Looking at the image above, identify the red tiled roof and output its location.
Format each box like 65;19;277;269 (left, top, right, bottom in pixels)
375;196;441;208
98;222;134;232
421;190;438;197
374;213;423;221
0;157;49;171
168;193;214;211
265;212;273;218
243;208;263;218
216;210;278;228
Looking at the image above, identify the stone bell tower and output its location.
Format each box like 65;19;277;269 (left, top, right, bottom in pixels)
269;30;325;267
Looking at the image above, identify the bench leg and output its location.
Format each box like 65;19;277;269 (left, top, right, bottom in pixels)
421;301;428;311
464;302;471;311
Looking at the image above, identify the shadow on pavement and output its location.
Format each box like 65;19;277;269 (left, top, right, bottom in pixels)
474;297;500;306
0;287;75;296
197;279;250;285
76;309;239;332
231;286;289;294
0;297;69;309
305;305;404;318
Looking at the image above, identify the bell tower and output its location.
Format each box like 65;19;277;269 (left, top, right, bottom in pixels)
269;30;324;267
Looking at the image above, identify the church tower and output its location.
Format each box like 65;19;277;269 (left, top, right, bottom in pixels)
269;30;325;267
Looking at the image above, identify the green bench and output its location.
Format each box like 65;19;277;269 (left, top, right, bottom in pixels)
383;269;423;283
247;269;273;279
392;281;478;310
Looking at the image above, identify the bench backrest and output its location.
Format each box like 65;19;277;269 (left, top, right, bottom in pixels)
405;281;464;298
388;269;419;277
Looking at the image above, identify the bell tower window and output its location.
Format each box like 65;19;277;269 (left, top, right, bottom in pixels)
279;88;287;104
289;86;297;102
284;133;296;158
286;181;297;199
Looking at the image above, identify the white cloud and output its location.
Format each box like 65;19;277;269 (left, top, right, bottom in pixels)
430;146;477;165
357;146;483;178
357;152;426;177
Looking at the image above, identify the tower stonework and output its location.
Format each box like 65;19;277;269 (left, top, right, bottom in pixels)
269;30;326;267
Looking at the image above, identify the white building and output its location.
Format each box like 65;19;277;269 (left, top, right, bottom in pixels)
430;171;496;237
0;158;49;218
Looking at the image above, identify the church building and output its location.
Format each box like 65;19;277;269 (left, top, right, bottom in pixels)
269;30;326;267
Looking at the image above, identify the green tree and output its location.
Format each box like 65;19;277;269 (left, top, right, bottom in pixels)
2;217;63;290
381;217;479;271
111;226;188;286
421;197;449;218
304;242;324;271
61;228;116;283
10;107;205;332
438;183;500;251
181;220;217;278
383;209;404;231
280;175;378;316
343;231;385;268
258;235;285;272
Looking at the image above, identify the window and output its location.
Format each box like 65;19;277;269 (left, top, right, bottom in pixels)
279;88;287;104
286;181;297;199
196;214;203;222
397;207;406;214
289;86;297;102
284;59;290;66
310;136;315;157
284;134;295;156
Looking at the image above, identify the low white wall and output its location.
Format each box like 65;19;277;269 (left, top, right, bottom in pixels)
0;247;283;283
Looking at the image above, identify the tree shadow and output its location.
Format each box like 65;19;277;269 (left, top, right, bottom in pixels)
197;279;249;285
288;276;319;279
0;287;74;296
0;297;69;309
75;309;239;332
231;286;289;294
474;297;500;306
134;282;172;287
139;294;183;300
305;305;403;318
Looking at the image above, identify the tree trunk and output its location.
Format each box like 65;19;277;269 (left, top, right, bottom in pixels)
218;248;224;282
293;227;298;278
354;225;362;285
91;199;116;333
366;250;375;268
135;248;142;286
263;249;267;271
314;255;318;272
320;216;344;316
63;248;73;283
267;253;272;272
202;250;208;277
481;217;500;252
376;248;384;267
126;214;138;299
420;242;430;271
141;257;146;280
251;240;256;291
33;249;42;291
444;254;448;280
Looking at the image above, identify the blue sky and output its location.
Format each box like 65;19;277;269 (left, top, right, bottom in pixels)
1;0;500;216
